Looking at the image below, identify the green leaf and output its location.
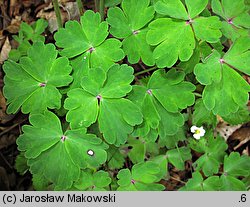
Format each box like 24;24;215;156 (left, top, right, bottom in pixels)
166;147;191;170
185;0;208;19
127;137;146;164
148;69;196;113
195;39;250;117
192;16;222;43
194;50;222;85
17;111;108;190
69;54;90;89
105;0;122;7
202;65;249;117
128;69;192;142
117;161;165;191
149;155;168;180
178;45;201;74
107;145;125;170
32;173;50;190
158;128;186;149
99;98;142;145
193;99;217;127
107;0;155;65
211;0;250;41
220;175;247;191
179;172;203;191
180;172;223;191
154;0;188;20
65;65;143;146
3;42;72;114
203;176;221;191
223;37;250;75
222;106;250;125
223;152;250;177
55;10;124;70
148;1;222;67
74;170;111;191
147;18;195;68
192;136;228;176
15;152;29;175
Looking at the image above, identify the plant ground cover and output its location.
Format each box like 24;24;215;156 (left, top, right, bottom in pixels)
0;0;249;191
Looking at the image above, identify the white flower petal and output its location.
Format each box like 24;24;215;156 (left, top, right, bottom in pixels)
190;126;198;133
193;134;201;139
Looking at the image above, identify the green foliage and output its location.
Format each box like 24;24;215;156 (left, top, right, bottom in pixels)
9;19;48;61
190;136;228;176
147;0;222;68
2;1;250;191
55;10;124;70
211;0;250;41
17;111;108;190
117;161;165;190
3;42;72;114
194;37;250;119
181;152;250;191
107;0;155;65
128;69;195;141
65;64;143;146
74;171;111;190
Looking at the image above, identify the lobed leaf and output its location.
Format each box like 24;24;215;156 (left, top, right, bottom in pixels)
107;0;155;65
17;111;108;190
55;10;124;70
117;161;165;191
3;42;72;114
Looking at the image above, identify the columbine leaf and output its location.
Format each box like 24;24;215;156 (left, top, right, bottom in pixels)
154;0;188;19
127;137;146;164
3;42;72;114
194;38;250;117
128;69;194;142
148;69;196;113
193;99;217;127
166;147;191;170
185;0;209;19
65;64;143;146
220;175;247;191
223;152;250;177
180;172;221;191
212;0;250;41
147;0;221;67
147;18;195;68
17;111;108;190
107;0;155;65
223;37;250;75
117;161;165;191
15;152;29;175
202;65;249;117
158;128;186;149
55;10;124;70
107;145;125;170
222;106;250;125
191;136;228;176
74;171;111;191
9;19;48;61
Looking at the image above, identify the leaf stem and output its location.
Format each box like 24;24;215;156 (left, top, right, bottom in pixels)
194;92;202;97
94;0;98;12
134;66;158;76
76;0;84;15
99;0;105;21
170;176;186;184
52;0;63;28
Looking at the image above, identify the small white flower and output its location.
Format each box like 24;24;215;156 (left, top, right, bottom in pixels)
190;126;205;140
87;149;94;156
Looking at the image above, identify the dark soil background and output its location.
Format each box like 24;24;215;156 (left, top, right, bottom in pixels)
0;0;249;191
